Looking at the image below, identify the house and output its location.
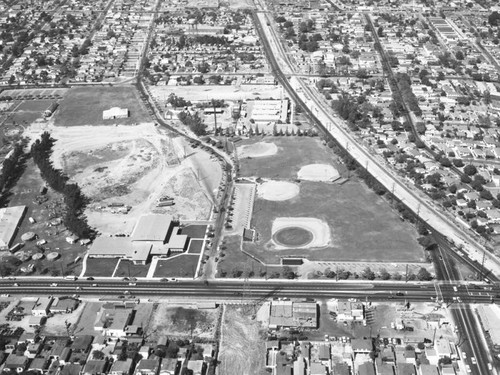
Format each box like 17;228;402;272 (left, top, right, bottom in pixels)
159;358;178;375
4;354;29;373
352;339;373;353
71;335;94;354
28;357;49;374
134;359;160;375
109;359;134;375
32;297;53;316
310;362;327;375
61;364;83;375
51;298;79;314
187;360;204;375
83;360;108;375
358;362;376;375
397;362;416;375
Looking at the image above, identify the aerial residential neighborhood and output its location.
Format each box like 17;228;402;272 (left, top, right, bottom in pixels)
1;0;500;374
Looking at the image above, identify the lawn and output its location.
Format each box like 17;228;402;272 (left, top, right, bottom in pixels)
53;86;151;126
243;180;423;264
187;239;204;254
153;255;200;278
113;259;150;278
216;235;269;278
180;224;207;239
237;136;342;179
83;257;119;277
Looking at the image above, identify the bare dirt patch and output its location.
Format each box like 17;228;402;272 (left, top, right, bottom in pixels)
297;163;340;182
257;180;299;201
219;306;267;375
24;123;221;235
237;142;278;158
42;302;85;336
148;304;219;340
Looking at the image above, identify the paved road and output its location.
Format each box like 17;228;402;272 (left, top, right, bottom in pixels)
0;279;498;303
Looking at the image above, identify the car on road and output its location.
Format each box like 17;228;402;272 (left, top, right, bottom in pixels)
128;283;137;286
462;352;467;359
488;363;493;371
471;357;477;365
13;283;18;287
395;292;405;296
92;284;98;287
1;294;9;297
465;364;471;373
50;283;58;287
453;286;458;292
86;277;94;281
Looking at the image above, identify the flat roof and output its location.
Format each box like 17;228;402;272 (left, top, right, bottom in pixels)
0;206;26;248
168;233;188;249
88;237;151;262
131;214;172;242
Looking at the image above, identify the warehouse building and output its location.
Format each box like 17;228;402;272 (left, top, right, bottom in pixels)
88;214;188;264
268;301;317;329
0;206;27;250
103;107;129;120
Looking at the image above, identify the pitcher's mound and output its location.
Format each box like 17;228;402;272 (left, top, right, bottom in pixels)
297;164;340;182
271;217;331;249
257;180;299;201
237;142;278;158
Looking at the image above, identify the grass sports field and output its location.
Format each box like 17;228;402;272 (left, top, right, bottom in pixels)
244;180;423;264
53;86;151;126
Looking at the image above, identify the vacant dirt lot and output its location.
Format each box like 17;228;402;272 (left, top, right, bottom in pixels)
23;123;221;235
148;304;219;340
219;306;267;375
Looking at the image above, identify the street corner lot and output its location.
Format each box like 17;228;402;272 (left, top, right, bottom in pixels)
53;86;151;126
237;136;340;179
244;180;423;265
153;254;201;278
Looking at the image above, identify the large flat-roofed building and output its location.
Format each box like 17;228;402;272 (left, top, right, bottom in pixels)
131;214;173;242
88;214;189;265
0;206;27;250
88;237;152;264
269;301;317;329
103;107;129;120
249;99;288;124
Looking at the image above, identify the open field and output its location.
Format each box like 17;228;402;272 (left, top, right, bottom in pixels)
153;255;200;278
245;180;423;263
228;0;255;9
83;257;119;277
23;123;221;235
150;84;283;103
0;159;85;277
218;306;267;375
53;86;151;126
148;304;220;340
237;137;341;179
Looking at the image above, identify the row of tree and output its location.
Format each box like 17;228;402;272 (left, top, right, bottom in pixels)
178;111;207;136
31;132;94;238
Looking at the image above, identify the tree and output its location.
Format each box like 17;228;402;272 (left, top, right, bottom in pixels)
417;222;429;236
379;268;391;280
92;350;105;360
282;266;296;279
362;267;376;280
453;159;464;168
463;164;477;176
417;267;433;281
